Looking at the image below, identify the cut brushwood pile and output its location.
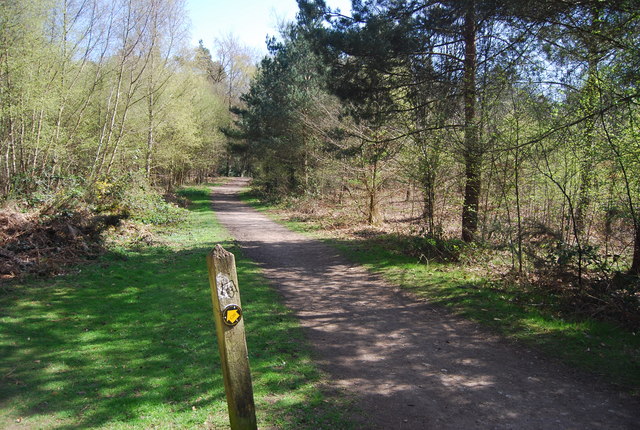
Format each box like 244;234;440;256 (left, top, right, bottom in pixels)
0;209;115;279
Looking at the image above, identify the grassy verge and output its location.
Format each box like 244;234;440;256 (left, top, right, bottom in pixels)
0;185;352;429
240;191;640;394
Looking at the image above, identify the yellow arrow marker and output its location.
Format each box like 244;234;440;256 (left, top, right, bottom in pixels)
226;309;241;324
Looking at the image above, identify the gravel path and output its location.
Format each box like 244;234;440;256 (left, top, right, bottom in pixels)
212;178;639;429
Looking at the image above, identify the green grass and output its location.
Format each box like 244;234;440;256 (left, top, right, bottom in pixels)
333;240;640;391
240;191;640;394
0;185;353;429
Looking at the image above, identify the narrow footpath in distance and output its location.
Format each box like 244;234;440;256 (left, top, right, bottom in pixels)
212;177;639;429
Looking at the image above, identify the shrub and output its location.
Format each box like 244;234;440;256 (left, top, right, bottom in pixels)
92;172;187;225
408;235;466;263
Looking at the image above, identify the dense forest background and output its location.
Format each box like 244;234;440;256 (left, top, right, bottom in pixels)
0;0;256;201
1;0;639;321
233;0;640;282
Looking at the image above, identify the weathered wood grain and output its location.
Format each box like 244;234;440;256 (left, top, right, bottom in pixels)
206;244;257;430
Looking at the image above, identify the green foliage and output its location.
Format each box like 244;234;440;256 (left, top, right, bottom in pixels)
123;190;186;226
8;172;84;210
238;25;335;197
0;0;242;200
410;235;466;263
547;243;605;272
93;173;187;225
9;170;187;226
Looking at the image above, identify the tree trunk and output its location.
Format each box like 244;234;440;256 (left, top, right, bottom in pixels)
514;146;523;273
575;53;598;236
368;190;381;225
367;159;381;225
461;0;480;242
146;61;155;179
422;169;436;235
303;149;309;192
631;226;640;275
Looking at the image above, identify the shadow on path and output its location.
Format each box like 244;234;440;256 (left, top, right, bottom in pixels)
213;177;640;429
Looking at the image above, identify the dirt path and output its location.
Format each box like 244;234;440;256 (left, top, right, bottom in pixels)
212;178;639;429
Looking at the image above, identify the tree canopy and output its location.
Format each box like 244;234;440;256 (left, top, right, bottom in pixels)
235;0;640;277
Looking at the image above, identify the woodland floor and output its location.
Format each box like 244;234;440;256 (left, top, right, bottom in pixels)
213;177;640;429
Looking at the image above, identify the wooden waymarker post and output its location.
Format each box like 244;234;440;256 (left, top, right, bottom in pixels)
206;244;257;430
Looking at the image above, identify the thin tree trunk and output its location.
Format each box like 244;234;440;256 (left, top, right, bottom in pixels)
601;104;639;274
575;54;598;236
461;0;480;242
50;0;69;172
145;62;155;179
94;61;124;178
8;114;16;177
422;169;436;235
31;107;44;171
514;146;523;273
368;158;381;225
106;105;132;176
631;226;640;275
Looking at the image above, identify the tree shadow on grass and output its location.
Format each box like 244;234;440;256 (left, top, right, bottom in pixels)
1;244;227;428
0;187;351;429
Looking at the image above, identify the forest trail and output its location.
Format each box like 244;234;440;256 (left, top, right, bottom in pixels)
212;178;639;429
